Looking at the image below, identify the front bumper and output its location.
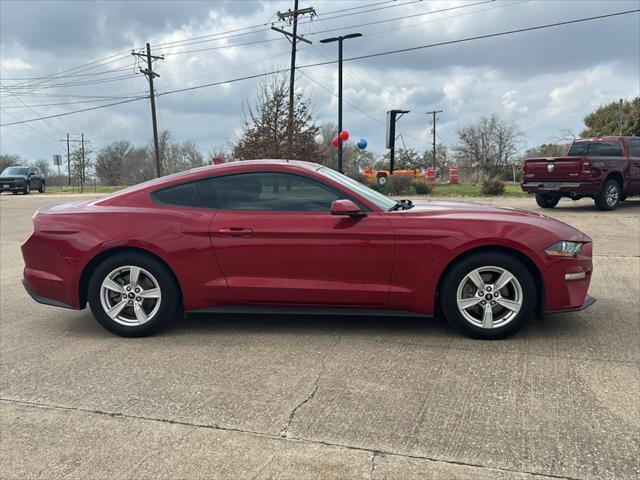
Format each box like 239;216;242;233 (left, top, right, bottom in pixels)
546;295;597;314
521;181;600;197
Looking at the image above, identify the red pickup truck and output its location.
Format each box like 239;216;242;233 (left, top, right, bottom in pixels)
521;136;640;211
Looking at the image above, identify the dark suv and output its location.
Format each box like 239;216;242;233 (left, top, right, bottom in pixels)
0;166;46;194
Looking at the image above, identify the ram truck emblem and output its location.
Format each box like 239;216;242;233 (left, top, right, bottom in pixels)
547;163;555;173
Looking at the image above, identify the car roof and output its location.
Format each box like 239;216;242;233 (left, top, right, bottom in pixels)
95;159;326;204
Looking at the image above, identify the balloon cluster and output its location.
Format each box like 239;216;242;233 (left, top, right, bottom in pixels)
314;131;367;151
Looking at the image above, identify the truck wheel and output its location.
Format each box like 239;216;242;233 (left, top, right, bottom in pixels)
535;193;559;209
595;179;620;211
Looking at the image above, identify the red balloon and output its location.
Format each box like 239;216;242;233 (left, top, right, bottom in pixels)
340;130;349;141
332;137;340;149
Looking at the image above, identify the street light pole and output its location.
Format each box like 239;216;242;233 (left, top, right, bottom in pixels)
320;32;362;173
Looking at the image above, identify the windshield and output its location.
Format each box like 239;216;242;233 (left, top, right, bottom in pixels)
317;167;397;211
1;167;28;176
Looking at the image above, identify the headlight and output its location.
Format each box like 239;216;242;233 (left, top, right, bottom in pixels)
545;241;583;257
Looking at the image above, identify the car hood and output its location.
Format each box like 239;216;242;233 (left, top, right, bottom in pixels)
399;200;591;242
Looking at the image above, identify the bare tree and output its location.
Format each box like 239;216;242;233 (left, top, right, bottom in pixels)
95;140;131;185
0;154;22;172
454;114;522;177
33;159;51;177
233;74;319;161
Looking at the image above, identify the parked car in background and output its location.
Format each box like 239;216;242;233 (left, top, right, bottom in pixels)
521;136;640;211
0;166;46;194
21;160;594;340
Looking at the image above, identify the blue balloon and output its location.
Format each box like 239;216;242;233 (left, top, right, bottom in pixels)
357;138;367;150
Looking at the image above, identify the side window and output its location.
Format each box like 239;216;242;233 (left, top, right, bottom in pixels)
587;141;623;157
153;182;198;207
628;139;640;158
213;172;343;212
152;178;219;209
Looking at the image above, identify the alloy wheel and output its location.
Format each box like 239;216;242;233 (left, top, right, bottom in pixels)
606;183;619;207
456;266;523;329
99;265;162;326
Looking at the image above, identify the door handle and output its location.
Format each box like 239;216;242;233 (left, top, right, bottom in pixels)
218;227;253;236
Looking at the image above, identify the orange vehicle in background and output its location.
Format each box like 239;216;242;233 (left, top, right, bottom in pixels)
363;167;424;185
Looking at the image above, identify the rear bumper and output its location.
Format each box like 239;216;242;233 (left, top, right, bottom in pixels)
521;181;601;196
22;278;78;309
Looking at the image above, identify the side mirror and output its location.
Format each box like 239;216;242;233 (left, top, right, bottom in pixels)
330;199;366;217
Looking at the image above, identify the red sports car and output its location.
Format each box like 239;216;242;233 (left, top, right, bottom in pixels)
21;160;595;339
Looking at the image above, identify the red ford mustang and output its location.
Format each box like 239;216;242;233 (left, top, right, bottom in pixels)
21;160;595;339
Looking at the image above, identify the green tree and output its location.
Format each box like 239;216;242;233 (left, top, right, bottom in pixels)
581;97;640;137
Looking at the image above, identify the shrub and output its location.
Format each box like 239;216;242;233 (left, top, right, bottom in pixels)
369;182;385;193
412;180;431;195
384;174;413;195
349;172;369;185
481;178;505;196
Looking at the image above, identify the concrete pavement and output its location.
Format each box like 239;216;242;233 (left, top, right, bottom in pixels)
1;194;639;479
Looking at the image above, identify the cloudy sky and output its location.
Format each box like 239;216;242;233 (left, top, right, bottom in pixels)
1;0;638;164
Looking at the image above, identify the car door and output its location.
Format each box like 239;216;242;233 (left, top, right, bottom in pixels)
627;138;640;193
209;171;395;306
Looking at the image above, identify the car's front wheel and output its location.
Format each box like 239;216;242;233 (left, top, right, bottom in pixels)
23;182;30;195
39;181;45;193
535;193;559;209
88;251;181;337
440;253;536;339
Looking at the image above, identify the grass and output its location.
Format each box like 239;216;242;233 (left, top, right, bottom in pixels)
425;183;527;197
45;185;126;195
41;183;528;198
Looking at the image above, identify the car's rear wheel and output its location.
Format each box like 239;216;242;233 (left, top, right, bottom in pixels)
535;193;559;209
595;179;620;211
440;253;536;339
88;252;181;337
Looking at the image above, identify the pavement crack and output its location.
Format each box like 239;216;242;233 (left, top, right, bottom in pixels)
369;451;378;480
2;397;584;480
278;333;342;438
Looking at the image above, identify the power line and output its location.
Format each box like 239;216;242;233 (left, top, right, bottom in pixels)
306;0;495;37
2;9;637;128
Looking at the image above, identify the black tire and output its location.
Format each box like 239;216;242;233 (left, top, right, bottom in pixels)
440;252;537;340
39;181;45;193
535;193;559;209
23;182;31;195
88;251;181;337
595;179;620;211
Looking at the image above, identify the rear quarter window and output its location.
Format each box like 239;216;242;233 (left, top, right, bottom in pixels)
152;178;219;209
628;139;640;157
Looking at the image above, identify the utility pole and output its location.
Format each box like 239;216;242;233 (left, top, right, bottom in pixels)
619;98;624;136
386;110;410;174
272;1;315;158
61;134;90;192
320;33;363;173
132;44;164;177
426;110;443;171
66;133;71;186
80;133;85;193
